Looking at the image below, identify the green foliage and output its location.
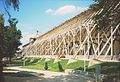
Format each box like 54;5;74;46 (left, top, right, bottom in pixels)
0;13;4;23
2;0;20;11
0;14;22;58
57;62;64;72
66;60;87;69
44;61;48;70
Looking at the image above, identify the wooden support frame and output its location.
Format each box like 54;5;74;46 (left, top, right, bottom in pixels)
22;6;120;61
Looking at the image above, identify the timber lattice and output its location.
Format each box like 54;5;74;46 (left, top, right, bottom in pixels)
21;6;120;62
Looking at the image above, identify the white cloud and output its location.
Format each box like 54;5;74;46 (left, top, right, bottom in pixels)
45;5;88;16
45;8;54;13
54;5;76;15
21;32;36;45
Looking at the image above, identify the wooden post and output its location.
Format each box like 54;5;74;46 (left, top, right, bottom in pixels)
73;30;76;55
87;25;90;58
84;44;86;72
111;26;114;60
95;64;101;81
63;35;67;55
98;32;100;56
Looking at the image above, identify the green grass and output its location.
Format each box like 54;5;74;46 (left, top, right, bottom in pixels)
12;57;120;77
67;60;88;70
19;58;89;72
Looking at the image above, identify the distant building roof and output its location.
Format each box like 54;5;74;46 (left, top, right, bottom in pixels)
23;37;36;48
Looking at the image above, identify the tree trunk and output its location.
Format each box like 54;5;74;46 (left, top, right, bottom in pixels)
0;57;4;82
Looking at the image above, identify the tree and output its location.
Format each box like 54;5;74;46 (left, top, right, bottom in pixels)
2;0;20;18
3;0;19;10
0;14;22;82
4;18;22;59
0;0;20;82
0;13;5;82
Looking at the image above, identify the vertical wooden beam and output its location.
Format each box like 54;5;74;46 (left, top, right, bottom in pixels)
63;34;67;55
111;26;114;60
87;25;90;58
98;31;100;56
51;38;55;56
83;44;86;72
73;30;76;55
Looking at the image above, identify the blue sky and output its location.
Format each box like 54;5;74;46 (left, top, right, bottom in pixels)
0;0;94;45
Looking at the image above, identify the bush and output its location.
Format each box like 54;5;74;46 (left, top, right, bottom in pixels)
44;61;48;70
57;61;64;72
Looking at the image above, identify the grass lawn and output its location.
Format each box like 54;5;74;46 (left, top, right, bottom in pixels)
21;58;89;72
12;57;120;77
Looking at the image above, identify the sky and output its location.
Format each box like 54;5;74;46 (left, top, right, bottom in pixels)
0;0;94;46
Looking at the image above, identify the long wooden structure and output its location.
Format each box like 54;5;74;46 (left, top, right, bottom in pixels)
21;8;120;61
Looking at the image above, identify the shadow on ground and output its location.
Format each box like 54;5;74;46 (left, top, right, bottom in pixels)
3;71;93;82
3;71;43;82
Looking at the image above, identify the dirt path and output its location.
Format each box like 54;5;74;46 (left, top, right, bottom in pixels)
4;66;94;82
4;66;68;78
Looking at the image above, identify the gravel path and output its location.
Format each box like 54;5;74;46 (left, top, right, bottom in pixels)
4;66;68;77
4;66;93;82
